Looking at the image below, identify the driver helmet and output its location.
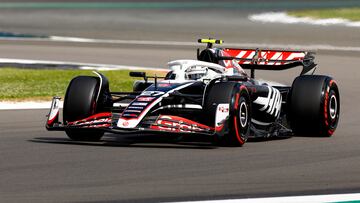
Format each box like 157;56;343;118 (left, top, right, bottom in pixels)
185;66;208;80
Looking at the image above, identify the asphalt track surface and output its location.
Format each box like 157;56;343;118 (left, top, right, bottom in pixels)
1;1;360;202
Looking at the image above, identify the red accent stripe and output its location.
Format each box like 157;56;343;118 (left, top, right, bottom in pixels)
233;90;244;145
233;117;244;145
326;79;337;136
234;93;240;110
68;112;111;125
263;51;276;65
265;51;277;60
86;124;111;128
47;112;59;125
215;124;224;132
281;52;292;65
239;51;253;64
324;84;330;127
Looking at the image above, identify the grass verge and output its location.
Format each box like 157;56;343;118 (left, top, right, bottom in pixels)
0;68;165;101
288;8;360;21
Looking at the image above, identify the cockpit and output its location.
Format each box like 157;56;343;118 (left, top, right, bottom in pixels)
166;60;226;82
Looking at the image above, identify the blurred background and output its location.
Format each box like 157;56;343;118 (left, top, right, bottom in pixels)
0;0;358;45
0;0;358;92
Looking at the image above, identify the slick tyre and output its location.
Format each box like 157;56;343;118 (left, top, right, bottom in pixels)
288;75;340;137
204;82;251;147
63;76;104;141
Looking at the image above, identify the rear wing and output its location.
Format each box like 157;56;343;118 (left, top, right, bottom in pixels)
218;48;316;77
197;38;317;78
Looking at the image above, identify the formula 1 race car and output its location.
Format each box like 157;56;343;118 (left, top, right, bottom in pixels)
46;39;340;146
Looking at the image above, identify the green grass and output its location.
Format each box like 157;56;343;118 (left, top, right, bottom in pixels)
0;68;164;101
288;8;360;21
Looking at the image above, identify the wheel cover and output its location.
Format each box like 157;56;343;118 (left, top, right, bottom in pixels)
329;94;338;120
239;101;248;128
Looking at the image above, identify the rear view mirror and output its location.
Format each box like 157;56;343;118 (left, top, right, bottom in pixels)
129;71;146;78
130;71;147;82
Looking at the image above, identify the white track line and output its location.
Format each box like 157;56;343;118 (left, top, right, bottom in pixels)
0;36;360;52
0;101;63;110
175;193;360;203
0;58;167;71
249;12;360;27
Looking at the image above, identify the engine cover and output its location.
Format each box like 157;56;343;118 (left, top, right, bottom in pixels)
251;85;282;126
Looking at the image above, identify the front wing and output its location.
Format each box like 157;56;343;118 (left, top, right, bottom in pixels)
46;97;215;136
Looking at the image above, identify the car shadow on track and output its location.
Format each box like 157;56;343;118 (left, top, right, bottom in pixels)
248;136;291;142
29;133;292;149
29;134;218;150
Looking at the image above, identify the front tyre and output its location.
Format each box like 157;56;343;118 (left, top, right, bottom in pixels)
288;75;340;137
63;76;105;141
204;82;251;146
228;87;251;146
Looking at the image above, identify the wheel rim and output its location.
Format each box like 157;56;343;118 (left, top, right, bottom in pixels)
329;94;337;120
239;101;248;128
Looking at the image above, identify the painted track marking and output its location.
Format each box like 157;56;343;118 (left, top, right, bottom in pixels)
174;193;360;203
249;12;360;27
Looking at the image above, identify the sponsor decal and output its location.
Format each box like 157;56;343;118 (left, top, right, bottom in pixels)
69;118;112;127
215;103;230;131
131;102;148;106
222;49;306;66
86;123;111;128
128;106;144;109
253;86;282;117
122;114;138;117
151;115;212;133
218;105;229;113
124;109;142;113
136;97;155;102
137;97;154;102
122;121;129;127
158;83;172;87
67;112;112;126
118;82;195;128
141;91;164;96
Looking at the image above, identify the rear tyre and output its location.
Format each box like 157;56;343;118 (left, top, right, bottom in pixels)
63;76;104;141
288;75;340;136
204;82;251;146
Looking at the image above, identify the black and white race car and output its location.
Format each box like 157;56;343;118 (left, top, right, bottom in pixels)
46;39;340;146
